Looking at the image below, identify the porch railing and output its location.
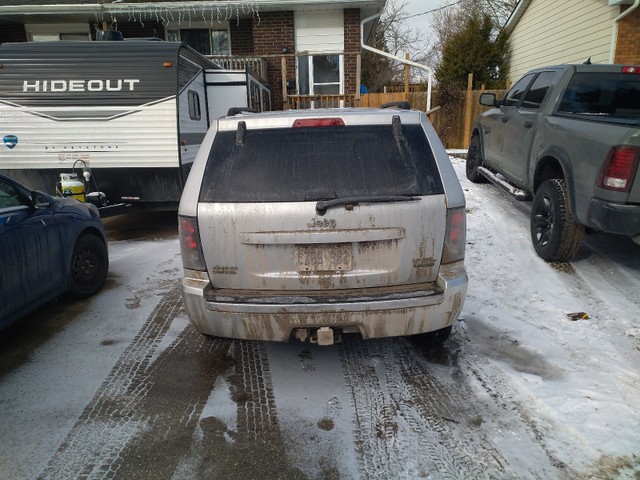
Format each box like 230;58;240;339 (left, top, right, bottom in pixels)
288;94;358;109
206;55;268;83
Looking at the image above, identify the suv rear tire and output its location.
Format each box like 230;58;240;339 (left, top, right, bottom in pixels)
466;135;488;184
530;179;584;261
416;325;453;345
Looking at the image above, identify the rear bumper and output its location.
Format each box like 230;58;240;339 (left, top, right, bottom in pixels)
587;199;640;236
181;264;467;342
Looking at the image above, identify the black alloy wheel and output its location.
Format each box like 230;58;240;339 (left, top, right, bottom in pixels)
466;135;488;183
530;179;584;262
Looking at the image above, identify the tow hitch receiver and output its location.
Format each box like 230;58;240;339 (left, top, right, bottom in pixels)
296;327;342;346
316;327;334;346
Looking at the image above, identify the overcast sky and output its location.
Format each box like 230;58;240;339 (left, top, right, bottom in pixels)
402;0;451;43
403;0;448;30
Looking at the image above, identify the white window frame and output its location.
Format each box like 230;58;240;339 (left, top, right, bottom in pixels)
25;23;91;42
297;54;344;108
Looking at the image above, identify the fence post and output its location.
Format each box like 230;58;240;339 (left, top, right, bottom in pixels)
281;57;289;110
463;73;474;149
356;53;361;107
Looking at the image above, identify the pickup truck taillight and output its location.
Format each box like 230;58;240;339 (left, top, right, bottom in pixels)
442;207;466;264
179;215;206;271
597;146;640;192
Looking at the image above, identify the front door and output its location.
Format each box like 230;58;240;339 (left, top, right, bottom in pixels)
501;71;558;185
485;73;535;171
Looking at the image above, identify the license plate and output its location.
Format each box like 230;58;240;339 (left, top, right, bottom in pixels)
294;244;353;272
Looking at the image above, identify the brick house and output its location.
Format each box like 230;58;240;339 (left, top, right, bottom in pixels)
504;0;640;81
0;0;384;110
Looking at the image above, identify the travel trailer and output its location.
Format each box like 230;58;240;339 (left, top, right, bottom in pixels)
0;40;270;215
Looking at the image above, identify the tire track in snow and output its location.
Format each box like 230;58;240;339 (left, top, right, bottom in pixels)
102;324;233;478
233;340;280;442
339;336;517;479
454;324;586;480
174;340;305;480
37;286;195;479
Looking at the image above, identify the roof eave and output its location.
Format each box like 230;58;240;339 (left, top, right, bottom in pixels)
0;0;385;15
503;0;532;37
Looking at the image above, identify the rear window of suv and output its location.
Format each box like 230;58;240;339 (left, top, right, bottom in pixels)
199;124;444;202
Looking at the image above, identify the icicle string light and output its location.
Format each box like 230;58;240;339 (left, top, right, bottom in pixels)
101;3;260;31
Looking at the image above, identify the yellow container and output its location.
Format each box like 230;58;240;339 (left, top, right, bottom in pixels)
59;173;85;202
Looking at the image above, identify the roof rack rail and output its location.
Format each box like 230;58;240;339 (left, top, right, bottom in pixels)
236;121;246;145
392;115;403;138
227;107;258;116
381;101;411;110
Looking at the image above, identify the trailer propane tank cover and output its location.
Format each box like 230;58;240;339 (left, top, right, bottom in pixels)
59;173;85;202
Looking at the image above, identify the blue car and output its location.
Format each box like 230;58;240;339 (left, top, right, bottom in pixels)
0;173;109;328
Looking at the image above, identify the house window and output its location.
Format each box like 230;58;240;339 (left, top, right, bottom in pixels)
167;28;230;56
297;55;342;95
188;91;201;120
26;24;90;42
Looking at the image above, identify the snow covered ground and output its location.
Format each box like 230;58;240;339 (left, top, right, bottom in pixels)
450;154;640;478
0;154;638;479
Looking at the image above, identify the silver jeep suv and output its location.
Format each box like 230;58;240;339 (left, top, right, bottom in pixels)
179;107;467;345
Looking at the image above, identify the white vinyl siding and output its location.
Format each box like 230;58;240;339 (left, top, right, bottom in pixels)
295;10;344;53
508;0;618;81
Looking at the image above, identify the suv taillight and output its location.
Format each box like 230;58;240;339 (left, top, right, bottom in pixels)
597;146;639;192
442;207;466;264
179;215;206;271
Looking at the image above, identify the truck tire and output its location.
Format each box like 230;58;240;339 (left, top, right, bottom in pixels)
66;233;109;300
466;135;487;183
530;179;584;261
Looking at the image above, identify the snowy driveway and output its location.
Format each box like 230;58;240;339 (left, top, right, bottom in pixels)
1;156;639;479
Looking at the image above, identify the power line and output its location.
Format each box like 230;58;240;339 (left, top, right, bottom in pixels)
399;0;466;21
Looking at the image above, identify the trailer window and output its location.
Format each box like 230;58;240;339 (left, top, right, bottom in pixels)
188;91;201;121
250;82;261;111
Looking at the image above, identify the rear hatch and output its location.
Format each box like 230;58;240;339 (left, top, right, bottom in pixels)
196;115;447;291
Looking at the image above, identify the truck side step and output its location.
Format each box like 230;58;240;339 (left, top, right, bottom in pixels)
477;166;531;201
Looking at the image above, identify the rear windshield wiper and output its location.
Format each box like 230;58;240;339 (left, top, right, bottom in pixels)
315;195;419;215
564;111;612;116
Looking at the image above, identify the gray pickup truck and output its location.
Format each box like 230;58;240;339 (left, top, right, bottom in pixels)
467;64;640;261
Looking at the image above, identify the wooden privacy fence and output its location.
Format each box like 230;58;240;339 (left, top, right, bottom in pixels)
430;89;507;149
360;89;506;149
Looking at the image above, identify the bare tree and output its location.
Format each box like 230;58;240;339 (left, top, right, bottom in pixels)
475;0;519;29
361;0;431;92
